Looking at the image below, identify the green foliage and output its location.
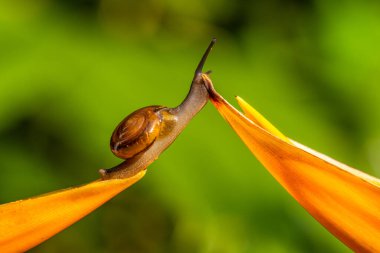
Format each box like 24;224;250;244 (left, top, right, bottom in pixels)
1;1;379;252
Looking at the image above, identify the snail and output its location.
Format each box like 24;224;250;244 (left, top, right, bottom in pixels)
100;39;216;180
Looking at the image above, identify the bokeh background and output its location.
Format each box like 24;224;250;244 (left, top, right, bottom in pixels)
1;0;380;252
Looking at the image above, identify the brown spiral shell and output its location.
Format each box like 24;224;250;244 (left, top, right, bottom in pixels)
110;106;164;159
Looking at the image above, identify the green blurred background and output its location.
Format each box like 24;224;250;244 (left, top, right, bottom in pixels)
1;0;380;252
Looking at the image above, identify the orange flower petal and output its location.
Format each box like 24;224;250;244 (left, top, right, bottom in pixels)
210;88;380;252
0;171;145;252
235;96;290;143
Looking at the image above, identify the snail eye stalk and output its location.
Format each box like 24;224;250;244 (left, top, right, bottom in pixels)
195;38;216;76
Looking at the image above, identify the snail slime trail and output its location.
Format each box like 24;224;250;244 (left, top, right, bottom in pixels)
100;39;216;180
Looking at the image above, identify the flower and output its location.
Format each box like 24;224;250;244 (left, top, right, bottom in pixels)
204;74;380;252
0;171;145;252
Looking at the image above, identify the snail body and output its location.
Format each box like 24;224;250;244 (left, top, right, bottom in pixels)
100;39;216;180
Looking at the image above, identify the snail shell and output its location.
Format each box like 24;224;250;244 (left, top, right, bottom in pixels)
110;106;166;159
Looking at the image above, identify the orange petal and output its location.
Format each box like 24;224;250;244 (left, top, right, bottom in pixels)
0;170;145;252
235;96;290;143
210;90;380;252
